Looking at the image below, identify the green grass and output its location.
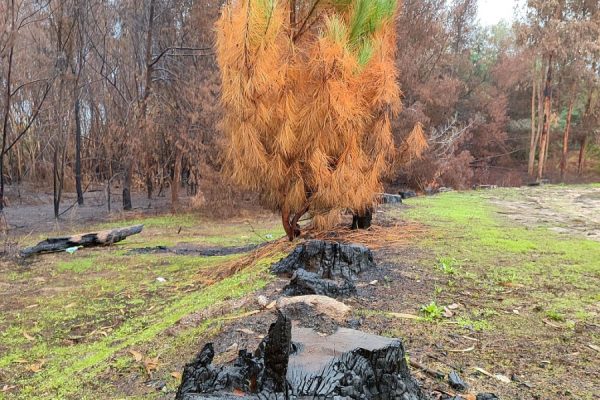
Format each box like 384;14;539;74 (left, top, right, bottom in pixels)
401;191;600;323
436;257;457;275
0;211;285;399
1;254;278;399
420;301;443;321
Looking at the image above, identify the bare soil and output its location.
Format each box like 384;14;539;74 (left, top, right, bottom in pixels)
489;185;600;241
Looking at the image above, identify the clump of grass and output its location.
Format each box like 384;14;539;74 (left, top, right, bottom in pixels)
546;309;566;322
57;257;96;273
457;317;492;332
420;301;443;321
437;257;457;275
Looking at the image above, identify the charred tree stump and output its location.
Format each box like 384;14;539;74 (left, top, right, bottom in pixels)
271;240;374;297
176;312;292;400
19;225;144;257
176;313;427;400
284;269;356;297
272;240;374;279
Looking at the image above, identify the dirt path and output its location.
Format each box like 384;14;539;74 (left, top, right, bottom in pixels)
489;185;600;241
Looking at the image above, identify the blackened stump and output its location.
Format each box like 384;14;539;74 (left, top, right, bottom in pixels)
283;269;356;297
176;314;428;400
271;240;374;280
271;240;375;298
176;312;292;400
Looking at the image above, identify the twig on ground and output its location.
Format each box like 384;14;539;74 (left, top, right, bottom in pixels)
409;359;445;380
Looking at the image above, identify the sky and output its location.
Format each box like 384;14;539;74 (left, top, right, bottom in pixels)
478;0;518;26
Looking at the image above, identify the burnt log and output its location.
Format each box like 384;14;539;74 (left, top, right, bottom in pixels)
380;193;404;204
399;190;417;199
177;313;427;400
19;225;144;257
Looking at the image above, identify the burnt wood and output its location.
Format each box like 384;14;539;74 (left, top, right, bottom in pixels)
19;224;144;257
271;240;375;298
283;268;356;297
176;313;427;400
271;240;374;280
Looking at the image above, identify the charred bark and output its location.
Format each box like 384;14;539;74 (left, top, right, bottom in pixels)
284;268;356;297
20;225;143;257
176;313;427;400
272;240;374;280
75;98;84;205
272;240;374;298
176;312;292;400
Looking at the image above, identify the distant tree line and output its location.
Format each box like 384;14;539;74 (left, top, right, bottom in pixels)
0;0;599;216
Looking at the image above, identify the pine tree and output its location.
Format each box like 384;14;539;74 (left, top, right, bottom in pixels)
216;0;425;240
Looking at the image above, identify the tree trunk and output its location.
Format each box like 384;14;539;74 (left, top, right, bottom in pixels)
171;151;182;209
537;55;553;182
75;98;84;205
53;147;62;219
577;136;587;175
20;224;144;257
0;44;14;211
123;162;132;210
528;67;538;176
125;0;156;211
282;207;294;241
560;94;574;181
106;178;111;213
146;172;153;199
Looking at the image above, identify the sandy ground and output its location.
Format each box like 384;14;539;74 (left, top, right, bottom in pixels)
489;185;600;241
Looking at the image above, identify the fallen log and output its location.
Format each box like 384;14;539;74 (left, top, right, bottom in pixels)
19;224;144;257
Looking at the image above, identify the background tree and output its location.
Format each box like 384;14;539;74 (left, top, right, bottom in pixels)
1;0;600;224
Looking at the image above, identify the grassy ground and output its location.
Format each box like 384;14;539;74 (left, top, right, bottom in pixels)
1;186;599;399
0;214;285;399
374;187;600;399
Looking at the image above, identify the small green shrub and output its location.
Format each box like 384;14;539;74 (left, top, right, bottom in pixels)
437;257;456;275
546;309;565;322
420;301;443;320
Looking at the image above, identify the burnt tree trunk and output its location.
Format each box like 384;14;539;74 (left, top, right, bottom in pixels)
75;98;84;205
0;44;14;211
272;240;374;297
577;136;587;175
123;162;133;211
